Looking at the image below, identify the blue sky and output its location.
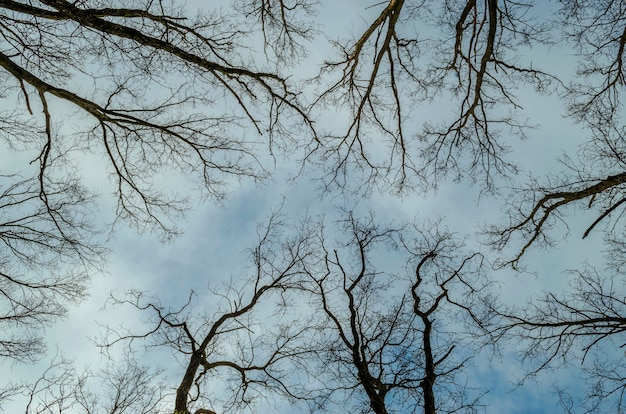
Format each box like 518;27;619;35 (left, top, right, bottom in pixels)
0;0;621;413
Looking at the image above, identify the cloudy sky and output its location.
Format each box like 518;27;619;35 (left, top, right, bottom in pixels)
0;0;617;413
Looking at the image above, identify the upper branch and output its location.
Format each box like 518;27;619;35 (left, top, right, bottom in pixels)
488;172;626;267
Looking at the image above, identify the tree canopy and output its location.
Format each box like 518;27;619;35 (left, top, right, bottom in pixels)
1;0;626;413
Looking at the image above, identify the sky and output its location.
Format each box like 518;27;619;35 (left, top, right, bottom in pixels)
0;0;620;413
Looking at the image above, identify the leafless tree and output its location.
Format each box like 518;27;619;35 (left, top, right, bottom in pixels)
88;211;503;414
479;6;626;407
5;1;626;413
238;0;318;63
0;172;106;363
20;351;166;414
485;168;626;269
0;0;314;238
490;264;626;413
98;211;319;414
0;381;24;411
309;0;556;194
484;1;626;268
560;0;626;131
301;213;495;413
484;150;626;409
0;0;312;370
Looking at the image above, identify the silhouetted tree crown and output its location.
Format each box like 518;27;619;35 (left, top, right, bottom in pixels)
2;1;626;413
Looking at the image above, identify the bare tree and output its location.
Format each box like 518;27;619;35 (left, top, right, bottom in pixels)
0;0;312;368
0;0;314;238
301;213;495;413
485;169;626;269
480;6;626;407
309;0;556;194
0;173;106;363
5;1;626;413
21;351;166;414
0;381;24;412
490;264;626;413
238;0;318;63
483;0;626;268
89;211;501;414
560;0;626;131
99;211;319;414
484;152;626;409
